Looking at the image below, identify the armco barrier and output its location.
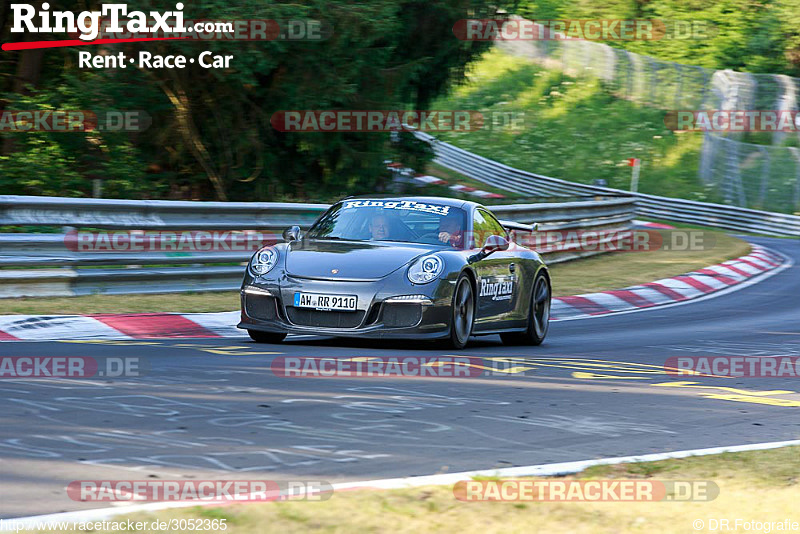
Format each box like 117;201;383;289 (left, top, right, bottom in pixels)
0;196;329;229
414;131;800;237
0;196;635;297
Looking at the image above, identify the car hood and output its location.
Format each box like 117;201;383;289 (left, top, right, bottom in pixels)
285;240;428;280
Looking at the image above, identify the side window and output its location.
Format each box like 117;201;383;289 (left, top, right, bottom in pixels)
483;210;508;239
472;209;507;248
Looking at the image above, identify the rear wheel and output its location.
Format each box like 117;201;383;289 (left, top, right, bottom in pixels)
501;270;550;346
248;330;287;344
448;273;475;349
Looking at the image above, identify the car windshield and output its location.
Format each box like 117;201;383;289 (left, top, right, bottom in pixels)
306;199;468;248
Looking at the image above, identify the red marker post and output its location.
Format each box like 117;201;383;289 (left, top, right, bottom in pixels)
628;157;641;192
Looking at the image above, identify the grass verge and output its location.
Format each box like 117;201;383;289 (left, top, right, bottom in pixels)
84;446;800;534
431;48;713;203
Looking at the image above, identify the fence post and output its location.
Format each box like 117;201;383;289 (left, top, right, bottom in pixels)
674;63;683;110
791;147;800;212
758;146;770;209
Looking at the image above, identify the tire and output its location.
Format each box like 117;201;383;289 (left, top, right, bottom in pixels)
501;270;551;346
248;330;287;344
448;273;475;349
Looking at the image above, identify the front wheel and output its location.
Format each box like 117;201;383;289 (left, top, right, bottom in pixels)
248;330;287;344
501;270;550;346
448;273;475;349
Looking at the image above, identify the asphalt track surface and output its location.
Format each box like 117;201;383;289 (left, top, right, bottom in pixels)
1;236;799;518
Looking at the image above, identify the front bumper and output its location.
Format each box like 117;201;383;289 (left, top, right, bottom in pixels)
237;273;456;339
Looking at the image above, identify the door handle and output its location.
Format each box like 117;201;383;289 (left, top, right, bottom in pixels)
509;263;516;273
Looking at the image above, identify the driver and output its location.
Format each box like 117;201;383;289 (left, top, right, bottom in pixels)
438;212;464;247
368;213;391;240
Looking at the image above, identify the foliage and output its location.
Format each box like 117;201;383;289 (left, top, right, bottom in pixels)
433;49;712;201
517;0;800;76
0;0;509;200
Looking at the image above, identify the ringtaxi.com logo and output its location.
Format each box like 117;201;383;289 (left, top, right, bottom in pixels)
90;18;332;41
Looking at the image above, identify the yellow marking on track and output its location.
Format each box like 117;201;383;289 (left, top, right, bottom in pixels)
651;381;794;397
481;357;732;379
200;349;281;355
572;372;648;380
651;381;800;407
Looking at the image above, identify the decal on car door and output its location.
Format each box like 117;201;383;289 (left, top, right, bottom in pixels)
479;275;516;301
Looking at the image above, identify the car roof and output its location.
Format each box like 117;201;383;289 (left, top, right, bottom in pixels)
339;195;480;211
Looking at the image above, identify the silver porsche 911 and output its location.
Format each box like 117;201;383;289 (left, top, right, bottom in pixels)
238;196;550;349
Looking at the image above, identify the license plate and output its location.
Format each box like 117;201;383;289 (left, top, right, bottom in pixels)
293;292;357;311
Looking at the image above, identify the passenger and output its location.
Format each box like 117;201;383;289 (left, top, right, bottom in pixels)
438;213;464;247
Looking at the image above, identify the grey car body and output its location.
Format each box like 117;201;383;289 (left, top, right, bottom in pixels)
238;196;551;348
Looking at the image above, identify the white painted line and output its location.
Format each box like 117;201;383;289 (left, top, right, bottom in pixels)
5;438;800;528
333;438;800;490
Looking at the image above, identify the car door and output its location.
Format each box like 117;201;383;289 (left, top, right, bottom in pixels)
470;208;519;330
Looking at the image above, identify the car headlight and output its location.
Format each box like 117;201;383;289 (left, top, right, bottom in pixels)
250;247;278;275
407;255;443;284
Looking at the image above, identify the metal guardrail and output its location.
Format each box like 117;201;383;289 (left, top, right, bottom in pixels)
0;196;329;229
415;131;800;237
0;195;635;298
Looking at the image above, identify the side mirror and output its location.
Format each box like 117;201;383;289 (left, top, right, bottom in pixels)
468;235;509;263
283;225;301;242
